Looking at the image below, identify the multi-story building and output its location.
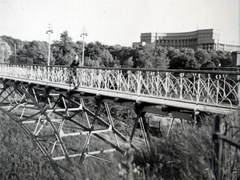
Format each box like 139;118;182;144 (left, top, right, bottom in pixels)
132;29;240;52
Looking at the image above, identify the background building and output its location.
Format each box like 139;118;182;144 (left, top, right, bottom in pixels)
133;29;240;52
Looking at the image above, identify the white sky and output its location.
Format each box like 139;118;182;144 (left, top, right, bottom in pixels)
0;0;239;46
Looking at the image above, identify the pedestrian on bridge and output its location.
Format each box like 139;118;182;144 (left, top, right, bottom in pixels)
70;54;79;87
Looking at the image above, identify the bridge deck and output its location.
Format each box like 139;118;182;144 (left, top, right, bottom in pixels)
0;64;239;178
0;75;237;115
0;64;239;115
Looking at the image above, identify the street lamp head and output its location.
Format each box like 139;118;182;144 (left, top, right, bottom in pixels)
46;30;53;34
46;23;53;34
80;33;87;37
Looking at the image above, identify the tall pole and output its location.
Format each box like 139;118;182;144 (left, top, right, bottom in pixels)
14;43;16;63
236;52;240;137
46;23;53;66
80;27;87;67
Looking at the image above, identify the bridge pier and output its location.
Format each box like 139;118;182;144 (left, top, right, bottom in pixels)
130;101;152;155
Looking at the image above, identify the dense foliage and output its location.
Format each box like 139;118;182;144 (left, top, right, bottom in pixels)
0;32;233;69
0;38;12;63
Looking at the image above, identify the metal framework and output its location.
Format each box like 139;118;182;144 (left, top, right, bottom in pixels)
0;64;239;179
0;78;154;179
0;64;239;114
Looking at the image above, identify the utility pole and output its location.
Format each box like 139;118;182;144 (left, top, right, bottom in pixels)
46;23;53;66
80;27;87;67
14;43;16;63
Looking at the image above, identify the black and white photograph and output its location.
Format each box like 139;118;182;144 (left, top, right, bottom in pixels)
0;0;240;179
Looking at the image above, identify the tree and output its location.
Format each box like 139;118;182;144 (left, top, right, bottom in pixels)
60;31;73;56
0;38;12;63
134;44;170;69
216;51;232;66
100;50;115;67
154;46;170;69
17;41;48;64
85;41;115;67
122;57;134;68
195;49;211;67
0;36;24;63
108;45;140;68
208;50;219;66
168;47;198;69
108;45;122;61
85;41;104;61
167;47;181;60
51;31;79;65
135;44;154;68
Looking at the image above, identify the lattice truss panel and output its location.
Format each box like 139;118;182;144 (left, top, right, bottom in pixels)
0;82;148;179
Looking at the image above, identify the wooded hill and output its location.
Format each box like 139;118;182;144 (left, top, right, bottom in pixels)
0;31;233;69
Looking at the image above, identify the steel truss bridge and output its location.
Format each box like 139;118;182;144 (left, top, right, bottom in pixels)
0;63;239;179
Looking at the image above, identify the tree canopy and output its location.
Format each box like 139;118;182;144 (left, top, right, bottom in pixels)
168;47;198;69
17;41;48;64
0;38;12;63
51;31;82;65
135;44;170;69
0;33;234;69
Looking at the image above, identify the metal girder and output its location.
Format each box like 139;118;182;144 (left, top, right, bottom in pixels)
0;78;216;179
0;82;145;179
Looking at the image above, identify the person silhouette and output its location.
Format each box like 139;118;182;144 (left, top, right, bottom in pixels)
70;54;79;87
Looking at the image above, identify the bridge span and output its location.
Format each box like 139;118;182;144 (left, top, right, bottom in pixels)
0;63;239;179
0;64;239;114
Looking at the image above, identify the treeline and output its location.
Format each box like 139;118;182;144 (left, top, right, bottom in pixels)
0;31;233;69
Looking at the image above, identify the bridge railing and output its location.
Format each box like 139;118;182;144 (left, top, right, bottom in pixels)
0;63;239;109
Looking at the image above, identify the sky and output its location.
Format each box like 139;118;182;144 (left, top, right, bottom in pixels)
0;0;239;46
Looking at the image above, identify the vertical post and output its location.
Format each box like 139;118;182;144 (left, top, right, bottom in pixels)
179;73;184;99
207;74;210;103
196;74;201;103
130;101;144;143
14;43;16;64
137;70;141;94
80;27;87;67
213;115;222;179
236;51;240;178
165;72;170;98
236;51;240;129
46;23;53;66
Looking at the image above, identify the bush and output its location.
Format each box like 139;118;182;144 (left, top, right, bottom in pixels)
130;123;215;180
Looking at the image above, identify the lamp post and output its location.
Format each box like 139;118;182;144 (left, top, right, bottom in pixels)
80;27;87;67
46;23;53;66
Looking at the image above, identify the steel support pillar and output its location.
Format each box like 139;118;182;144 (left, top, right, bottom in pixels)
0;81;134;179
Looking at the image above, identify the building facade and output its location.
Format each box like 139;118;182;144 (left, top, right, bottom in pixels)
133;29;240;52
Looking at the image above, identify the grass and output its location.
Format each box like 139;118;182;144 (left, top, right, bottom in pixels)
132;122;214;180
